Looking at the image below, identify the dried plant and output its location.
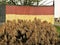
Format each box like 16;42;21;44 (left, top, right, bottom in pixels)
0;18;58;45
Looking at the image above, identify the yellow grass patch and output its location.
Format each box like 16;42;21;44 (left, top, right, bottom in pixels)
6;14;54;24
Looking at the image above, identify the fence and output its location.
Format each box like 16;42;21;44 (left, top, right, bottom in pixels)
6;5;54;24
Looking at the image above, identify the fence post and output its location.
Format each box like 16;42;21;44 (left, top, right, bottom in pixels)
0;4;6;24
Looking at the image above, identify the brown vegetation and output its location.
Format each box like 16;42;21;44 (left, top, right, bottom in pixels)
0;18;58;45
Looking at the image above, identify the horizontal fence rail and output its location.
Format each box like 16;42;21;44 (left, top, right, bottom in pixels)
6;5;54;15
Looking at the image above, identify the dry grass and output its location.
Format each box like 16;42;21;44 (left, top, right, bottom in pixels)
0;18;58;45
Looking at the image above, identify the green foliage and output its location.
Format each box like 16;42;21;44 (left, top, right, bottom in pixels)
0;0;6;5
23;0;42;6
23;0;33;6
55;26;60;33
6;0;42;6
6;1;16;5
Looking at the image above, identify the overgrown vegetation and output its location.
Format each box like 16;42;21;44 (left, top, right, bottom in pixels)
6;0;42;6
55;26;60;45
0;0;54;6
55;26;60;33
0;0;6;5
0;18;58;45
